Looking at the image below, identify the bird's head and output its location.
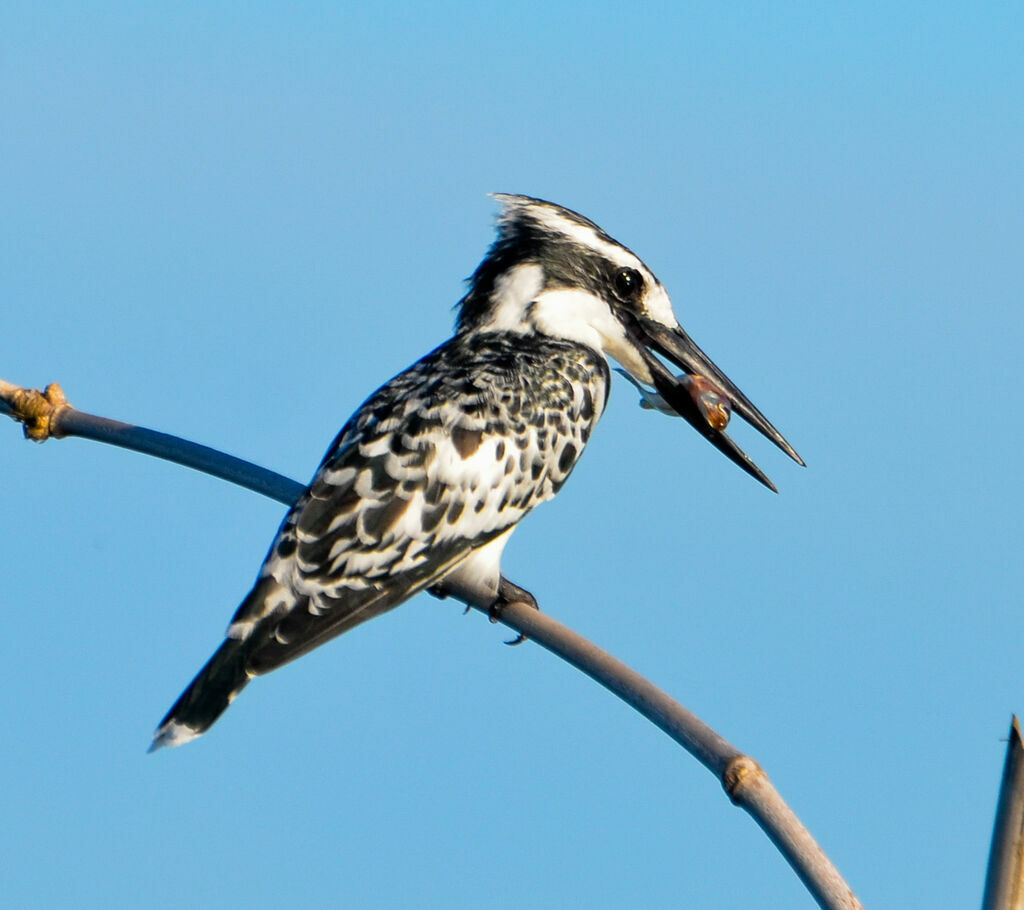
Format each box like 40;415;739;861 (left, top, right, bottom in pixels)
456;194;803;490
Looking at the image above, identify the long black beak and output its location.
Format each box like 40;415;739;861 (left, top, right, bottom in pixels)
634;317;804;492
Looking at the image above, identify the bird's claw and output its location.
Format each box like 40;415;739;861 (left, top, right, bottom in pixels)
492;578;539;646
487;600;526;645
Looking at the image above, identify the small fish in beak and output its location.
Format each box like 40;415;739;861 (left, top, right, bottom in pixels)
682;375;732;432
615;368;732;432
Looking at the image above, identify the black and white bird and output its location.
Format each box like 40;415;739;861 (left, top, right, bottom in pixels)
150;194;802;750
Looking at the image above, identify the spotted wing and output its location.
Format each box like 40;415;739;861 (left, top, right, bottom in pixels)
151;335;608;748
230;334;608;675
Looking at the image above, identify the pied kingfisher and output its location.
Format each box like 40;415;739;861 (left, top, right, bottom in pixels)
151;195;802;750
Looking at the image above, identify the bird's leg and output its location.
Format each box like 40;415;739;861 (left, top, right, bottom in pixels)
490;576;540;647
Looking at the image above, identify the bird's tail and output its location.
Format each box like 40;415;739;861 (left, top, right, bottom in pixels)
149;634;259;752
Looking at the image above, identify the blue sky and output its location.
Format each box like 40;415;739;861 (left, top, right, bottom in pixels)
3;3;1023;907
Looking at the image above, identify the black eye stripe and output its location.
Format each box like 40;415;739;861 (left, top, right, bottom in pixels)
614;267;644;302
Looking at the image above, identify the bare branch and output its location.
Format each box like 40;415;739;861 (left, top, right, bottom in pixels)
984;716;1024;910
2;376;863;910
1;378;303;504
484;600;861;909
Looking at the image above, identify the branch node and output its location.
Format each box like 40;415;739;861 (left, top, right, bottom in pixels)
4;382;71;442
722;755;765;805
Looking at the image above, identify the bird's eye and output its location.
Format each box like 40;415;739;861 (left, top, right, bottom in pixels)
614;267;644;302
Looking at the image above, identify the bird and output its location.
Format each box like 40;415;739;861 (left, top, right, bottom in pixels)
150;194;803;750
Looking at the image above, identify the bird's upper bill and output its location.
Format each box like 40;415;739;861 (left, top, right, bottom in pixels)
460;194;804;491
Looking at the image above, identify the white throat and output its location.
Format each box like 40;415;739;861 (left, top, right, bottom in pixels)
530;287;654;384
472;262;659;386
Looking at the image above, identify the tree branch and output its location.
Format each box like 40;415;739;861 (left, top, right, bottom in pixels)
1;376;863;910
983;716;1024;910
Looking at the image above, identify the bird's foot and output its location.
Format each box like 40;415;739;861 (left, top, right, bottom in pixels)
490;577;540;646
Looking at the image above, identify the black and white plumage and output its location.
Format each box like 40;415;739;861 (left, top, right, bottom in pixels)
151;194;802;749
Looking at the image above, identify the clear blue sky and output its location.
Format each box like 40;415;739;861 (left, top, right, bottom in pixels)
3;3;1022;907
